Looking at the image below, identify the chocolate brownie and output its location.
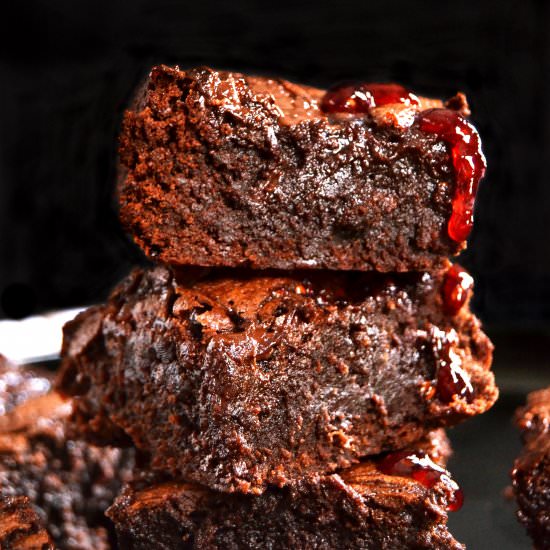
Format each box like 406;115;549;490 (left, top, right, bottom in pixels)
118;65;485;272
107;430;463;549
0;359;135;550
57;263;496;494
512;387;550;549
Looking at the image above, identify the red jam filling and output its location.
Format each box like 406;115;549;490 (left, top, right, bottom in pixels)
417;108;486;242
431;328;474;403
442;264;474;315
321;81;486;242
320;83;419;114
378;451;463;511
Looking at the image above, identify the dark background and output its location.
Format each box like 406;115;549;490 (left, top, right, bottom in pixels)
0;1;548;547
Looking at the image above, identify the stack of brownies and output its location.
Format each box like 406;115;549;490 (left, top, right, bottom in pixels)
4;66;500;549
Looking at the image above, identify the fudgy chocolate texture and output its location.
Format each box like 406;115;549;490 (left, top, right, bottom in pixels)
57;264;496;494
512;387;550;550
0;496;54;550
107;430;463;549
0;359;135;550
118;65;477;272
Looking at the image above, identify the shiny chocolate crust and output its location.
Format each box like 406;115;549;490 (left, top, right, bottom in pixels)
0;359;135;550
512;387;550;549
118;65;478;272
107;430;463;549
57;264;496;494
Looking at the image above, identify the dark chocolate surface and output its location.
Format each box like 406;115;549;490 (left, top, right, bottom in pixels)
57;264;496;494
118;65;479;272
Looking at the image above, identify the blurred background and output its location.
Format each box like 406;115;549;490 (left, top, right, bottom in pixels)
0;1;548;546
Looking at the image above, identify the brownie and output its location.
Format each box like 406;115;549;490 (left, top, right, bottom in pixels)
107;430;463;549
0;496;54;550
57;264;496;494
512;387;550;549
0;359;135;550
118;65;485;272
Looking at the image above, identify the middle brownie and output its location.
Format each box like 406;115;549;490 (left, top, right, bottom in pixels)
57;264;496;494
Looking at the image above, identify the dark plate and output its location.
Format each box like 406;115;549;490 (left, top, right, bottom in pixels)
447;328;550;549
448;392;529;549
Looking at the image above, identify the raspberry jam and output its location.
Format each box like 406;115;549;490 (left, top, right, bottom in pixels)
431;328;474;403
417;108;486;242
377;451;463;511
320;83;420;114
442;264;474;315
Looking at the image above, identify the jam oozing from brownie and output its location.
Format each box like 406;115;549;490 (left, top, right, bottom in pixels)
377;451;464;511
321;83;420;114
417;108;486;242
431;328;474;403
442;264;474;315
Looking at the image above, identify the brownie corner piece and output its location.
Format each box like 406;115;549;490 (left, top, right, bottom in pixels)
106;430;464;549
57;263;496;494
118;65;485;272
512;387;550;549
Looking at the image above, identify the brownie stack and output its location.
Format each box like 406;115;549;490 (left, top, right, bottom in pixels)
55;67;498;548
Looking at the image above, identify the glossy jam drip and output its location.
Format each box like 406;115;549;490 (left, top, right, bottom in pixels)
377;451;463;511
321;83;420;114
442;264;474;315
431;328;474;403
417;108;486;242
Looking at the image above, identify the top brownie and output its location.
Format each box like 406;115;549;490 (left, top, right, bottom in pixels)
118;66;485;271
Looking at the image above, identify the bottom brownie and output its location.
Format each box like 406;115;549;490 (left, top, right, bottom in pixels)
108;430;463;549
512;387;550;550
0;358;135;550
